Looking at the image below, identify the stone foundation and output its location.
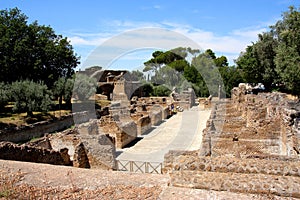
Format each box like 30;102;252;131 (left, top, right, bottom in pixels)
164;151;300;198
163;86;300;198
0;141;71;166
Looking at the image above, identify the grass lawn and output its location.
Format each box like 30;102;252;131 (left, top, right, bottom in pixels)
0;100;110;129
0;110;71;128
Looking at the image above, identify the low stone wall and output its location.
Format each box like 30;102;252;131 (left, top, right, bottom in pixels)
164;152;300;177
171;170;300;198
162;106;169;119
136;115;152;136
164;150;300;198
0;111;89;143
0;141;71;166
80;134;117;170
49;131;79;161
149;106;163;126
115;121;137;148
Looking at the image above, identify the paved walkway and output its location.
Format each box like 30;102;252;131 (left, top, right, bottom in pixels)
117;106;211;163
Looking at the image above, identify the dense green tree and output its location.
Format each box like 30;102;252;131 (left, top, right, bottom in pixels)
53;78;66;107
152;85;171;97
72;74;97;101
53;77;75;109
144;47;237;97
0;8;79;86
63;78;75;107
142;83;153;97
236;6;300;95
143;50;185;74
10;80;53;117
236;32;278;89
129;70;144;81
168;59;189;72
192;53;223;97
183;65;200;84
144;49;187;91
273;6;300;96
219;66;243;97
215;56;229;68
205;49;216;59
0;82;10;110
150;65;184;90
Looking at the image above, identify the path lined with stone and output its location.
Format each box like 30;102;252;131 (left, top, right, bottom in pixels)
116;106;211;163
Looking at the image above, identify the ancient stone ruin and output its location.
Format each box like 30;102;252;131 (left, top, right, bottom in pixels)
0;120;117;170
0;68;197;170
164;85;300;198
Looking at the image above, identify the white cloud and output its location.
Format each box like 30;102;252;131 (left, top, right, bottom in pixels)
66;19;274;67
141;4;162;10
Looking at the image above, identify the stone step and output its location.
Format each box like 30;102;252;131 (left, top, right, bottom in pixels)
165;154;300;177
170;170;300;198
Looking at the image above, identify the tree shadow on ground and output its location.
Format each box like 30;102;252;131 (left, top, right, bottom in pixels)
0;122;17;130
24;113;56;124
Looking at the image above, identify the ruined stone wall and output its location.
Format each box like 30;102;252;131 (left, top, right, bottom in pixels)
135;115;152;136
0;141;71;166
115;121;137;148
163;88;300;198
164;150;300;198
149;108;162;126
98;114;137;149
200;87;300;158
80;134;116;170
0;111;89;143
231;87;300;157
172;88;196;110
49;120;117;170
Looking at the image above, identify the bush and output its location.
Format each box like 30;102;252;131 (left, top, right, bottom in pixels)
10;80;53;117
72;74;97;101
152;85;171;97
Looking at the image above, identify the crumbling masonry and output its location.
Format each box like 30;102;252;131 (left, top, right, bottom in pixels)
164;85;300;198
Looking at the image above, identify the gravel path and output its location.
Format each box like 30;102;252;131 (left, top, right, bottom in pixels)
117;107;211;163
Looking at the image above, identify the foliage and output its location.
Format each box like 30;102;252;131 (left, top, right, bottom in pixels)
10;80;53;117
191;53;223;97
144;47;240;97
129;70;144;81
0;8;79;87
0;82;10;110
236;6;300;96
273;6;300;96
152;85;171;97
72;74;97;101
64;78;75;106
219;66;243;97
236;32;278;89
53;77;74;108
142;83;153;97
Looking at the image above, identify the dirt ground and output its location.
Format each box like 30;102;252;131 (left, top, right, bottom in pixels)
0;160;296;200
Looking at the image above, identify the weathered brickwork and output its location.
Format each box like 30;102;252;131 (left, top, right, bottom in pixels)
164;86;300;198
0;141;71;166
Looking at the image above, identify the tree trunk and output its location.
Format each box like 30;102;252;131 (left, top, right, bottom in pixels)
58;95;63;109
27;110;33;117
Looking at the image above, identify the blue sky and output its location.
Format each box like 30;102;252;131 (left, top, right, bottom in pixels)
1;0;299;71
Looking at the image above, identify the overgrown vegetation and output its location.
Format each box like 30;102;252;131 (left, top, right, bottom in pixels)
142;47;242;97
236;6;300;96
